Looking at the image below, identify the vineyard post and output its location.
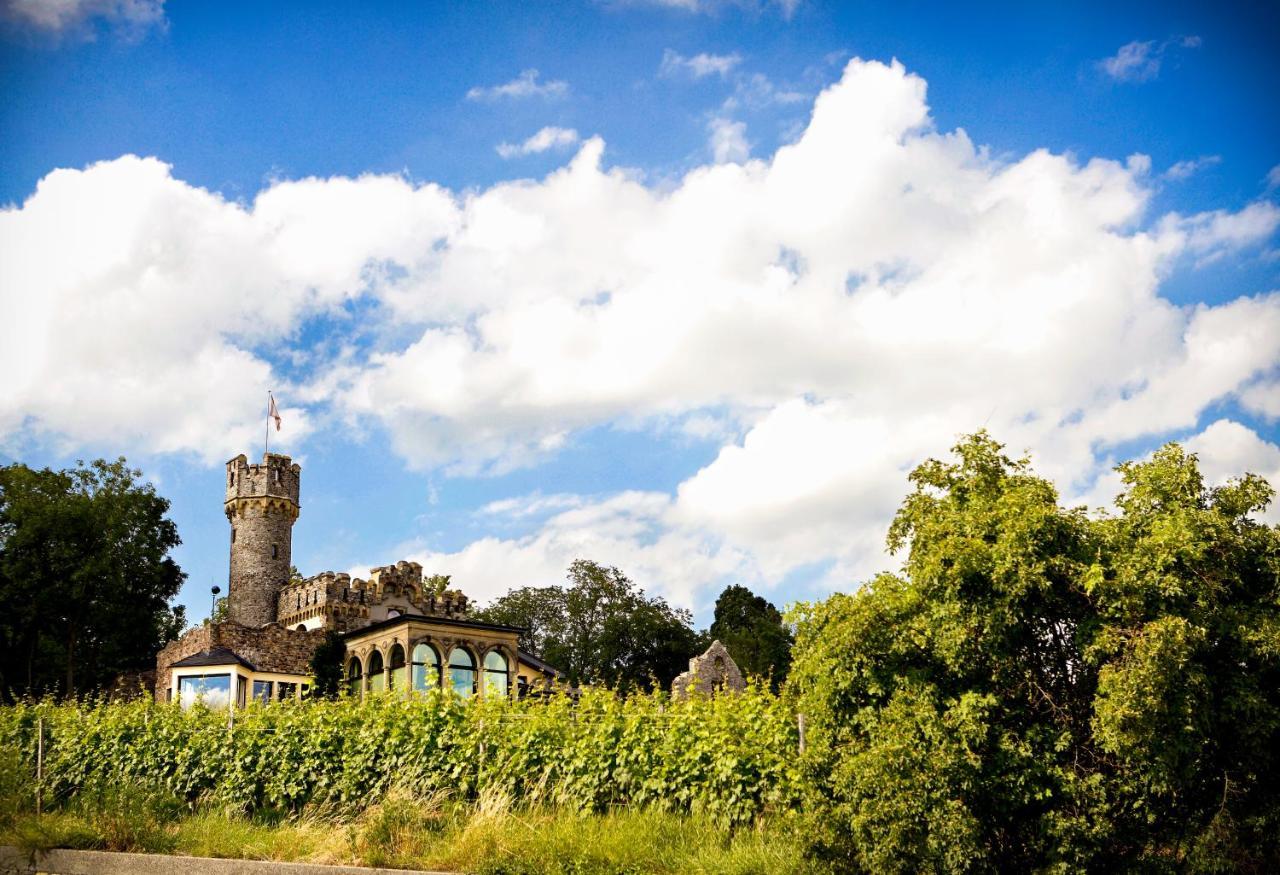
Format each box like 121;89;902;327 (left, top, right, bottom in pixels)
35;717;44;815
797;712;805;754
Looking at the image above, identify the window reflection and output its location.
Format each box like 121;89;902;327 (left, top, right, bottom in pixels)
252;679;273;703
449;648;475;697
484;651;508;698
178;673;231;709
412;643;439;692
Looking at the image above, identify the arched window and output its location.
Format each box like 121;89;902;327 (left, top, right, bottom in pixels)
368;650;385;693
388;643;406;691
484;650;509;699
448;648;475;697
412;643;439;692
346;657;363;697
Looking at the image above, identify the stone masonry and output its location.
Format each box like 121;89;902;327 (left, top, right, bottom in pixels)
155;621;327;698
277;560;471;631
672;640;746;699
225;453;300;627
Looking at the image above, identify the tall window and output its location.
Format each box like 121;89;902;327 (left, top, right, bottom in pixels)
178;673;231;709
484;651;509;698
346;657;363;697
412;643;439;692
448;648;475;697
388;644;407;691
368;650;385;692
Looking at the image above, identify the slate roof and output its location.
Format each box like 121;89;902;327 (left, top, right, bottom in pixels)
170;647;257;670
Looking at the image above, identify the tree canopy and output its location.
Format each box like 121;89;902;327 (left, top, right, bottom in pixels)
473;559;703;689
788;432;1280;872
708;584;793;688
0;458;186;699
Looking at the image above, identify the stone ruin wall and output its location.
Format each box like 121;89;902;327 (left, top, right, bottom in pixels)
672;640;746;699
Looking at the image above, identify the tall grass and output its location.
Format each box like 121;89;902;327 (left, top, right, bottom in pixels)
1;786;817;874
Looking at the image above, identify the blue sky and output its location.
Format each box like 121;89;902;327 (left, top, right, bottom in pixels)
2;0;1278;627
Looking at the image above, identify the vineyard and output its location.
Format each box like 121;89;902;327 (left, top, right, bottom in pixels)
0;684;800;827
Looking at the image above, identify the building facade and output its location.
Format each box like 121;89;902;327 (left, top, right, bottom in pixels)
156;453;558;706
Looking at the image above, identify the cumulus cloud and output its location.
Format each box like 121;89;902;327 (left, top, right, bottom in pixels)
466;69;569;101
1098;35;1201;82
1;0;165;40
496;127;580;159
5;57;1279;608
659;49;742;79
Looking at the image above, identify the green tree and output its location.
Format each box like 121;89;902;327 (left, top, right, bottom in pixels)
473;559;702;689
708;584;793;688
307;630;346;698
0;458;186;699
788;432;1280;872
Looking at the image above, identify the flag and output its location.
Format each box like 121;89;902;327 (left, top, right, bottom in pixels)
268;393;282;431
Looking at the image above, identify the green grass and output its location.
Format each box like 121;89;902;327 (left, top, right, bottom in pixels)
0;786;818;874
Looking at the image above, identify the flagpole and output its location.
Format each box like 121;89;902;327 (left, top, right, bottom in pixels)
265;391;271;458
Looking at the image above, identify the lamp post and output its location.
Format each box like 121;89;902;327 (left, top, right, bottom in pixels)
211;585;221;622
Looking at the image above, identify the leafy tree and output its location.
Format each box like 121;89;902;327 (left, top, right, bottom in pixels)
0;458;186;700
474;559;703;689
424;573;452;597
788;432;1280;872
307;630;346;698
708;584;793;688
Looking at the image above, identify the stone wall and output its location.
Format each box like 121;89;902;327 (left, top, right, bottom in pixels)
672;640;745;699
154;621;326;699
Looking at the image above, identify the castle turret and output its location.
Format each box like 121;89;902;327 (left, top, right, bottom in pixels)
225;453;301;627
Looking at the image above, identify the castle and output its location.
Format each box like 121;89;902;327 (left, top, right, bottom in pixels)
156;453;559;707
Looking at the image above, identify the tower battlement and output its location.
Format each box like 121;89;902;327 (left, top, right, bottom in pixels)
225;453;301;511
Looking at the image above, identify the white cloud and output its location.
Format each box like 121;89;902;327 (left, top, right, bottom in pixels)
659;49;742;79
707;116;750;163
1185;420;1280;523
1163;155;1220;181
1240;379;1280;421
1267;164;1280;191
1;0;165;40
497;127;580;159
5;57;1279;608
466;69;569;102
1098;35;1200;83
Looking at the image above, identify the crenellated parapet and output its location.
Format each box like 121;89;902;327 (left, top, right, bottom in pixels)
276;559;470;631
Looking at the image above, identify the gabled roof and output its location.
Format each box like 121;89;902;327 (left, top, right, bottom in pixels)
171;647;257;670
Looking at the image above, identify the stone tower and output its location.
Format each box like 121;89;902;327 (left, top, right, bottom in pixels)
225;453;301;627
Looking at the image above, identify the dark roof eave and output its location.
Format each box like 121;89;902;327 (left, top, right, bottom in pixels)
516;649;562;678
338;612;527;641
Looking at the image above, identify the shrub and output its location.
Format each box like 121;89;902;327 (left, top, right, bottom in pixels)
788;434;1280;872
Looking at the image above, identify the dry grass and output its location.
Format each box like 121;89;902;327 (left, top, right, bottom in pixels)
0;784;816;874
